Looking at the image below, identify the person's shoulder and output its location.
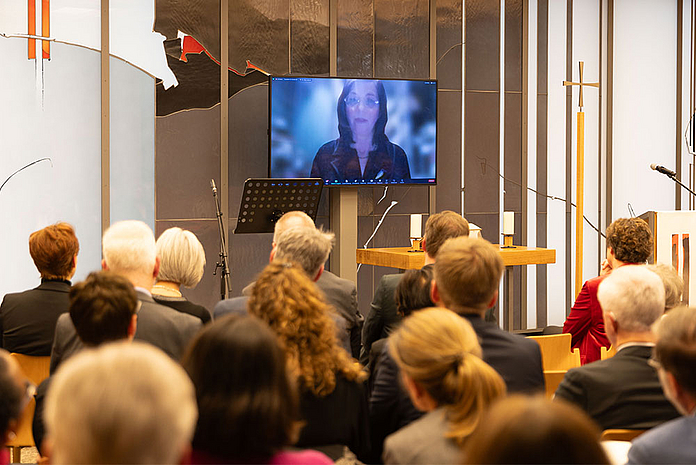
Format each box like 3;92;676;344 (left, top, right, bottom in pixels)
585;274;608;290
213;296;249;319
377;273;403;289
143;299;201;326
315;139;341;157
629;416;695;463
318;270;355;290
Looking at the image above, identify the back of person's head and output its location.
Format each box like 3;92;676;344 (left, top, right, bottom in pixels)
102;220;156;275
654;306;696;398
423;211;470;259
247;261;364;397
597;265;665;333
434;237;503;313
389;308;505;445
181;315;300;461
29;222;79;280
44;342;197;464
69;271;138;346
606;217;653;263
395;265;435;316
646;263;684;311
155;227;206;288
463;395;609;464
273;211;315;243
274;227;334;278
0;351;24;447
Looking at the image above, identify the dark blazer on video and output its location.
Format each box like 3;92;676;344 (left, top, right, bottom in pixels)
50;290;202;373
555;345;680;430
0;279;71;356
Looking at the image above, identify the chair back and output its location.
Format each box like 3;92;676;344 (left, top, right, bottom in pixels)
528;333;581;370
542;370;567;398
600;429;646;442
5;354;51;449
601;345;617;360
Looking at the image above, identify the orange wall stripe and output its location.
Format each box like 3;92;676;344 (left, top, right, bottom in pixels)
28;0;36;59
41;0;50;59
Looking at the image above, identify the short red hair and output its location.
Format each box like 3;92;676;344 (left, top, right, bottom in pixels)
29;222;79;279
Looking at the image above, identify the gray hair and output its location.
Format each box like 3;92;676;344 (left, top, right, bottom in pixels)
272;211;315;243
45;341;197;464
597;265;665;332
102;221;157;274
156;227;206;288
646;263;684;311
274;226;334;278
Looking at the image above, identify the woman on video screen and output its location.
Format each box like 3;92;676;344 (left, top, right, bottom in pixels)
310;80;411;183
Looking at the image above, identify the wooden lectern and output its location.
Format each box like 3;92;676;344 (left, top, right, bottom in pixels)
639;211;696;305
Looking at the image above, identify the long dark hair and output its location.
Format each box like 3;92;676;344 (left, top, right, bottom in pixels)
337;79;389;147
181;315;300;461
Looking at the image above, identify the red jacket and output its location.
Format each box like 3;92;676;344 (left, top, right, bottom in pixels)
563;275;611;365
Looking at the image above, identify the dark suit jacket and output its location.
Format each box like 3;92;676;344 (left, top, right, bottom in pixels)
50;290;202;373
215;270;362;358
463;313;545;394
555;345;680;430
0;279;71;356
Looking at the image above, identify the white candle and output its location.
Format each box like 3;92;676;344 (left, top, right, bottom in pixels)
410;214;422;238
503;211;514;235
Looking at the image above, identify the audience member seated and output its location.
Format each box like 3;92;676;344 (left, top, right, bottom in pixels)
432;236;545;393
627;306;696;464
50;220;202;372
32;271;139;456
151;227;211;323
181;315;333;465
247;261;370;461
647;263;684;312
555;265;679;429
215;225;353;355
0;223;78;355
214;211;361;356
368;265;434;462
564;218;653;364
361;211;470;365
0;349;32;465
383;308;505;464
44;342;197;464
463;395;610;464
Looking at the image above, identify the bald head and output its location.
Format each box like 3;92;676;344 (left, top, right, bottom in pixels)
272;211;315;244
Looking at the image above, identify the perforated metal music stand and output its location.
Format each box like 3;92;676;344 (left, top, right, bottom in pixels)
234;178;324;234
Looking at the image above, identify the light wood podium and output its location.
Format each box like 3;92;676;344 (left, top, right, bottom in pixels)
356;245;556;331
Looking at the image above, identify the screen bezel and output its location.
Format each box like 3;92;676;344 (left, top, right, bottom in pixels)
268;75;438;187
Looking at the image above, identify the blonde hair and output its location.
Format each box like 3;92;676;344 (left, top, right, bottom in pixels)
45;342;197;464
434;237;503;312
156;227;206;288
247;261;365;397
423;211;470;258
389;308;506;446
647;263;684;311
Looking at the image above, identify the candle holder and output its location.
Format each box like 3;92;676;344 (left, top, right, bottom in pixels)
501;233;515;248
409;237;423;252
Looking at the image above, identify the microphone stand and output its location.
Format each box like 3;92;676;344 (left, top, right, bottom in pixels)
211;180;232;300
661;172;696;200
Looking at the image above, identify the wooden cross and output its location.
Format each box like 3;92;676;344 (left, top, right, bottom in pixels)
563;61;599;298
563;61;599;109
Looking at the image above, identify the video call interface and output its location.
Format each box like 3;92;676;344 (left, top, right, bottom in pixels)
269;76;437;186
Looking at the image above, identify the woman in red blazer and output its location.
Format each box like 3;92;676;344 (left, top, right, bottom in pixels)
563;218;653;364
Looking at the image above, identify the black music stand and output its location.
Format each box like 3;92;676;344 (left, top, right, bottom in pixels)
234;178;323;234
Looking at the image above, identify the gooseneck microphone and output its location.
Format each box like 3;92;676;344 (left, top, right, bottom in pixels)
650;164;677;178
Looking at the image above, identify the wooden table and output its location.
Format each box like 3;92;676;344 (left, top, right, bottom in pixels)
356;245;556;331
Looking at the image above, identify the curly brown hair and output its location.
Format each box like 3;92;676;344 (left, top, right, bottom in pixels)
606;218;653;264
247;261;365;397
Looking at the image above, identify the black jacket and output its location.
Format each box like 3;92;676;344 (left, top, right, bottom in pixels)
310;138;411;182
0;279;70;355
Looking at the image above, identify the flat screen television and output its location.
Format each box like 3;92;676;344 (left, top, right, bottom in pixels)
269;76;437;186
